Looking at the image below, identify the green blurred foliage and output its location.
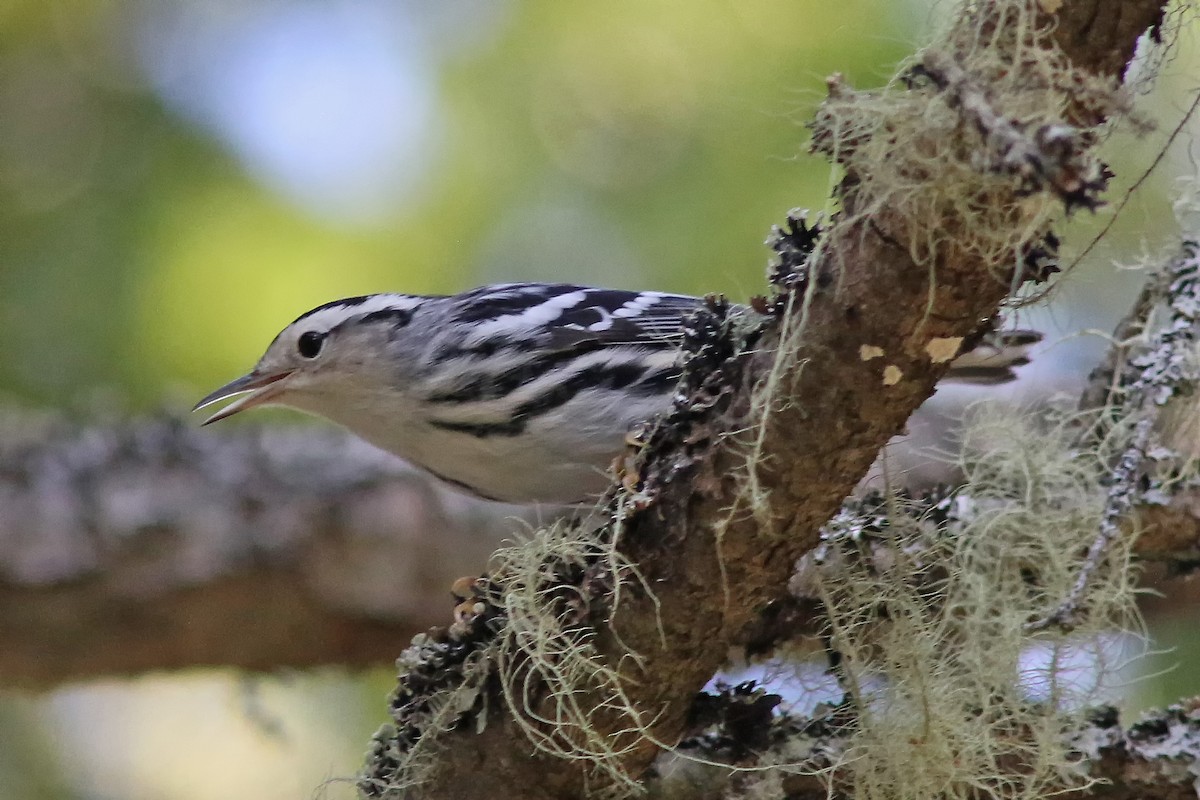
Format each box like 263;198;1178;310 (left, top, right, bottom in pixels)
3;2;1199;799
0;0;915;409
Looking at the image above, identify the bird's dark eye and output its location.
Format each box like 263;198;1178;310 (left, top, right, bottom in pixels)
297;331;326;358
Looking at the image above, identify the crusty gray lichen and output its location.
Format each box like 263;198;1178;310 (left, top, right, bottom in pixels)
646;700;1200;800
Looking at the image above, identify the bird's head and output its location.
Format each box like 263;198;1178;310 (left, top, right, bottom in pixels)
194;294;425;425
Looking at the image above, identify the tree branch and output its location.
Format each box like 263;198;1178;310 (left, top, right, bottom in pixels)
0;414;519;688
363;3;1172;798
650;698;1200;800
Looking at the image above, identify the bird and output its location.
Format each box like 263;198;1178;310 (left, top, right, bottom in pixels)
194;283;1039;505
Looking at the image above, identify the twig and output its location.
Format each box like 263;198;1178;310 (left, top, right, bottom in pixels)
1028;239;1200;632
1066;88;1200;275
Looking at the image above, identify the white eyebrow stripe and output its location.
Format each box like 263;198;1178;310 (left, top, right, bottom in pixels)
292;294;424;333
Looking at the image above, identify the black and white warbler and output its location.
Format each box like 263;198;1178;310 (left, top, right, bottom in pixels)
195;283;1038;504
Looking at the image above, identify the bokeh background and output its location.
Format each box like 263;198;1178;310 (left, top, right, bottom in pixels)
1;1;1199;797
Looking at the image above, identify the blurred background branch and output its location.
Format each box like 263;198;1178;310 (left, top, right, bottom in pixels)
0;412;524;688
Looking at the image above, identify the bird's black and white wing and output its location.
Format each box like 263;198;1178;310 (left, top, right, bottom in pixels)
419;284;697;444
448;283;704;352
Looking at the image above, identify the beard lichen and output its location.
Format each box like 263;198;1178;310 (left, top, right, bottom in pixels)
809;0;1121;289
359;511;672;799
486;515;663;799
770;404;1143;800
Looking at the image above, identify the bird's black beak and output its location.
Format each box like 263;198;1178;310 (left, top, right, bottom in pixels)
193;370;293;425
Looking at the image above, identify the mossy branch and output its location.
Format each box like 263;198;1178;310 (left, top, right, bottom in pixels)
648;699;1200;800
362;2;1172;799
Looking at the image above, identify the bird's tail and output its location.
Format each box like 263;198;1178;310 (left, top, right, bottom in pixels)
944;330;1041;385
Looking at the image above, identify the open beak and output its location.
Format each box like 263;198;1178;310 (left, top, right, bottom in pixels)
193;370;294;425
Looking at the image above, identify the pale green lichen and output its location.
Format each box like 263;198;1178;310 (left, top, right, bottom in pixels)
811;405;1140;800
